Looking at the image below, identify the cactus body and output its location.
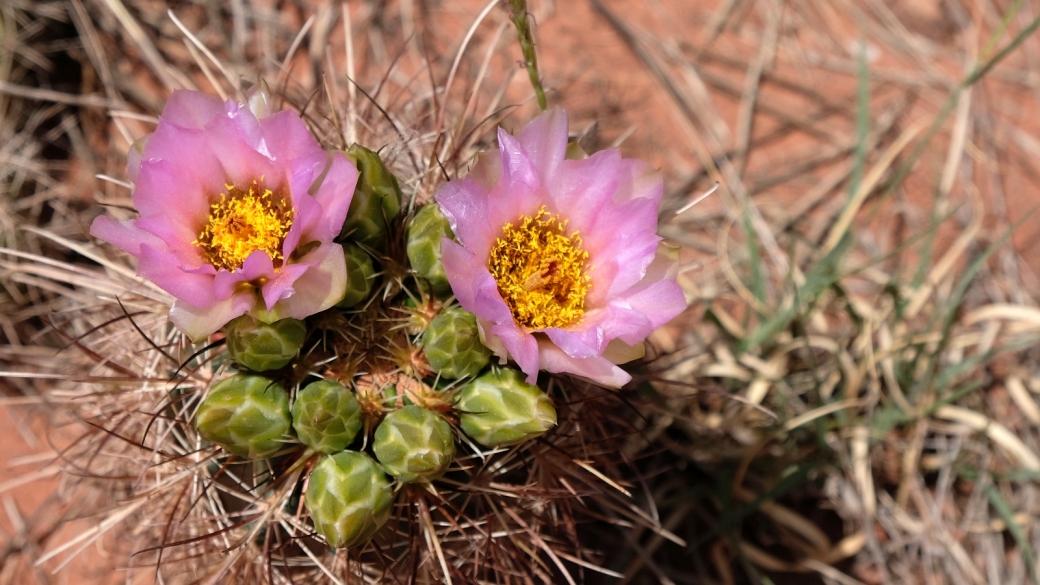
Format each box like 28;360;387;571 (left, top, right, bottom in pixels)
373;405;455;483
456;369;556;447
406;203;455;293
422;308;490;379
305;451;394;548
225;315;306;371
292;380;363;453
340;144;402;246
195;374;292;459
338;243;376;308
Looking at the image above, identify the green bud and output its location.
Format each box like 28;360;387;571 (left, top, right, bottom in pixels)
291;380;363;453
373;405;455;483
340;144;403;246
455;369;556;447
195;374;292;459
225;315;306;371
406;203;455;293
422;308;490;379
337;243;376;308
305;451;394;548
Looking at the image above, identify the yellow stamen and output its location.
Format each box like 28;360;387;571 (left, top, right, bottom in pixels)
194;180;293;272
488;206;590;330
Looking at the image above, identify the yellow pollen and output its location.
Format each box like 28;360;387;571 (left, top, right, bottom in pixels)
194;180;293;272
488;206;590;330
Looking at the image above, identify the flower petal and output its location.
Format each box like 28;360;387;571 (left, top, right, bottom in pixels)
440;239;512;323
169;294;253;341
90;216;164;257
516;107;569;186
302;152;357;243
487;129;544;230
137;244;220;308
536;338;632;388
259;109;326;163
270;242;347;319
160;90;226;130
491;323;539;383
436;178;495;257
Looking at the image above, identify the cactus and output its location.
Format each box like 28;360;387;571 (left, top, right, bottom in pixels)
406;203;455;293
338;243;376;308
291;380;364;453
373;405;455;483
224;315;306;371
339;144;403;246
305;451;394;548
194;374;292;459
422;308;490;379
455;369;556;447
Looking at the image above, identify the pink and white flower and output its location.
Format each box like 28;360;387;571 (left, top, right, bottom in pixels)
435;108;686;387
91;89;358;340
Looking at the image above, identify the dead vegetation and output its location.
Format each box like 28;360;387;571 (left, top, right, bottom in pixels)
3;0;1040;583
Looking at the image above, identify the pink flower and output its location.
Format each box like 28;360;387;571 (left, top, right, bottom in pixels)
435;108;686;387
91;89;358;340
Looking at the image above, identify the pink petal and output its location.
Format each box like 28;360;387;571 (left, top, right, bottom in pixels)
142;123;227;197
544;150;620;235
169;294;254;341
160;90;226;131
616;279;686;337
515;107;569;186
487;130;543;231
612;158;663;205
261;260;311;310
436;180;495;259
137;244;219;307
490;322;539;384
211;251;276;301
90;216;164;257
134;213;205;267
536;339;631;388
282;167;325;258
297;150;357;242
259;109;326;163
132;159;211;227
440;239;512;323
270;243;347;319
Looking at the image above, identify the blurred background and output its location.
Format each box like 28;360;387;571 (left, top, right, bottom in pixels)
3;0;1040;583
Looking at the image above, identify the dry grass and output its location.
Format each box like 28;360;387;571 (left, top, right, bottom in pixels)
3;0;1040;583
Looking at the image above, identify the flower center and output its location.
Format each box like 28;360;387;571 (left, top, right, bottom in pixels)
195;180;293;272
487;206;590;330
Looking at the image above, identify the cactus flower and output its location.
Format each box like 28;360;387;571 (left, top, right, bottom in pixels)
90;88;359;340
434;108;686;387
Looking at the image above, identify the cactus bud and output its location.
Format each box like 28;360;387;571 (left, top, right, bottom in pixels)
195;374;292;459
339;144;403;246
422;308;490;379
291;380;364;453
406;203;455;293
373;405;455;483
224;315;306;372
455;369;556;447
305;451;394;548
337;243;376;308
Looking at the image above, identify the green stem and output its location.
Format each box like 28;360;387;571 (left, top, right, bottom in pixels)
509;0;547;110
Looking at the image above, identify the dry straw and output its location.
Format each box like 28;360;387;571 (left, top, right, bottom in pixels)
4;0;1040;584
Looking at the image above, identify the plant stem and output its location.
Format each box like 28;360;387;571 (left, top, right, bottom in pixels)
509;0;547;111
